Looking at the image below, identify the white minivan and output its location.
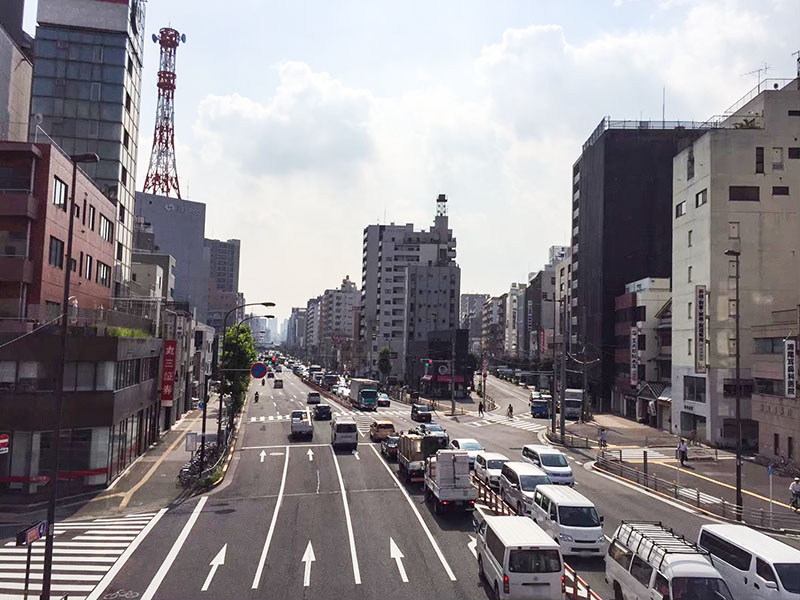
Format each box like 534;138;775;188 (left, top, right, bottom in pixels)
530;484;606;557
521;445;574;486
475;452;510;489
698;524;800;600
331;415;358;450
476;515;563;600
607;521;733;600
499;462;551;517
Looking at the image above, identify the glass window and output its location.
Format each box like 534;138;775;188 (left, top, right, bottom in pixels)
789;147;800;160
757;558;777;583
729;186;760;202
0;361;16;386
756;147;765;173
48;236;65;269
630;556;654;587
684;376;706;403
99;215;114;242
77;362;95;391
88;205;96;230
608;541;632;569
558;506;600;527
53;177;67;210
63;361;76;391
654;572;669;596
698;531;751;570
775;564;800;594
675;201;686;218
508;549;561;573
96;361;114;390
695;189;707;207
486;527;505;566
672;578;733;600
773;186;790;196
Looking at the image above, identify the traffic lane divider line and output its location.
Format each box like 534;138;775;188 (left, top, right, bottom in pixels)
330;446;362;585
251;448;290;589
651;461;793;509
84;508;168;600
140;496;208;600
368;444;457;581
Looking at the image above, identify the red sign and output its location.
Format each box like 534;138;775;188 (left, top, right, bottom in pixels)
0;433;8;455
161;340;177;407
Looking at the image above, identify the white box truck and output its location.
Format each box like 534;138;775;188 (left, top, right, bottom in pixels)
349;378;379;411
424;449;477;513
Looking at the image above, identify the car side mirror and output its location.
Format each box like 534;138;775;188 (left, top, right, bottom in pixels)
600;515;604;523
766;582;778;590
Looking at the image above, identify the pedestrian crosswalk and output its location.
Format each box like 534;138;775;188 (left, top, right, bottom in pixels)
599;448;673;462
0;511;158;600
467;413;548;434
250;415;291;422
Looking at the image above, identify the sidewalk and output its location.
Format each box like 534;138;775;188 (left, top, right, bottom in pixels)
562;414;681;448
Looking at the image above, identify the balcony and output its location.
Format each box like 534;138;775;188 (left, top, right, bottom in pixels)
0;190;38;219
0;255;34;283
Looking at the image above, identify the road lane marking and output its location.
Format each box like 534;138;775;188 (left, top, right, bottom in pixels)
259;450;266;463
369;445;457;581
140;497;207;600
389;538;408;583
301;541;315;587
307;448;314;462
251;448;290;589
467;535;477;558
331;446;362;585
201;544;227;592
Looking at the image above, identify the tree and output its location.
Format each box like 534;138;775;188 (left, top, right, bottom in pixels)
377;346;392;383
221;324;257;432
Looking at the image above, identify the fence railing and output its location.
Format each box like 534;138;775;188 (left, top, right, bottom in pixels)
547;427;592;448
595;451;800;533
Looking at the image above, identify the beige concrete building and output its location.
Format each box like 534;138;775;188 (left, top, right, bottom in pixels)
0;19;31;142
672;78;800;447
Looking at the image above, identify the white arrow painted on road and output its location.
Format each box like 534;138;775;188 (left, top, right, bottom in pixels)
201;544;227;591
302;541;316;587
259;450;266;463
352;450;360;460
307;448;314;462
467;535;477;559
390;538;408;583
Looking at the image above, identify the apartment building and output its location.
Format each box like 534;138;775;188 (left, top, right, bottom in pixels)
460;293;489;354
319;276;360;369
286;307;306;354
672;78;800;447
523;267;556;362
358;194;457;381
0;0;32;142
503;283;526;358
611;277;672;428
481;295;506;358
305;296;322;362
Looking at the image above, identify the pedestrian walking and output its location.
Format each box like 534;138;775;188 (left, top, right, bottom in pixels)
678;439;688;466
599;427;608;449
478;401;485;417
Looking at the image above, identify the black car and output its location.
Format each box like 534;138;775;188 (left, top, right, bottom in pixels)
313;404;332;420
273;379;283;389
377;393;391;407
381;435;400;460
267;371;275;379
411;403;432;422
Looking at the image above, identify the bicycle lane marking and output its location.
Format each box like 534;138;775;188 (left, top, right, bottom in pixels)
85;508;167;600
140;497;208;600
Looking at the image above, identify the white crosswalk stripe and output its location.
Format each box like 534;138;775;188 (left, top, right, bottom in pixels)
0;511;157;600
602;448;673;461
250;415;290;423
466;413;548;434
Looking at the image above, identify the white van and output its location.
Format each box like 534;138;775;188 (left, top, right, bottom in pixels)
499;462;551;516
331;415;358;450
530;484;605;557
476;515;563;600
475;451;510;489
698;524;800;600
606;521;733;600
521;445;574;486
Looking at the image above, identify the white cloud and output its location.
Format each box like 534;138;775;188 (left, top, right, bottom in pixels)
175;0;799;320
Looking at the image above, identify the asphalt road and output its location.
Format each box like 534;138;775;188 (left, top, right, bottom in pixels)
9;370;796;600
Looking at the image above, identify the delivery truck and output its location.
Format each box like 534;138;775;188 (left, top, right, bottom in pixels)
349;378;379;411
424;449;477;513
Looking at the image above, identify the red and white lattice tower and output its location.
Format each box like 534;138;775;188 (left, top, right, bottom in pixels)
143;27;186;199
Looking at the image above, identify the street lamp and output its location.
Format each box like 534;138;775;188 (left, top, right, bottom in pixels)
217;302;275;446
41;152;100;600
725;248;743;519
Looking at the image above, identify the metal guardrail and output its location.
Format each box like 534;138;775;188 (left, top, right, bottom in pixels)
595;451;800;533
546;427;592;449
470;474;603;600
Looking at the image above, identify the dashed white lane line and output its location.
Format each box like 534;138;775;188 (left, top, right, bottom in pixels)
331;446;362;585
251;448;290;589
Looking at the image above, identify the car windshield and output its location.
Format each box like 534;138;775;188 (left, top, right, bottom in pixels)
386;438;399;447
671;578;733;600
378;424;394;429
487;459;508;470
426;425;444;432
337;423;357;433
520;475;551;491
775;564;800;594
508;549;561;573
558;506;600;527
540;453;569;467
416;405;430;413
460;441;483;450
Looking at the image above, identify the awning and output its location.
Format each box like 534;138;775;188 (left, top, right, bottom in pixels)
437;375;465;383
657;386;672;403
637;382;667;400
421;375;433;382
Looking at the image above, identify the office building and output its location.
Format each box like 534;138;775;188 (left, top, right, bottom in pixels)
523;267;556;363
319;276;359;370
359;194;458;381
571;118;706;411
286;307;307;354
0;0;32;142
135;192;209;321
460;293;489;355
132;251;175;302
31;0;147;293
671;78;800;446
206;238;240;293
481;295;506;358
305;296;322;362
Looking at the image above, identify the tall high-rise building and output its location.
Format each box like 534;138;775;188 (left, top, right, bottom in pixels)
305;297;322;361
0;0;32;142
572;118;706;410
205;238;240;293
460;294;489;354
286;307;307;352
359;194;458;381
318;276;360;369
31;0;147;294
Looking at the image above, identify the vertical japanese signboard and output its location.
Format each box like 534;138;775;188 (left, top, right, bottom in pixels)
161;340;177;407
695;285;707;373
630;326;639;387
786;338;797;398
540;330;547;353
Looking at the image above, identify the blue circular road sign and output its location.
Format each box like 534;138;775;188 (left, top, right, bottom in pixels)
251;362;268;379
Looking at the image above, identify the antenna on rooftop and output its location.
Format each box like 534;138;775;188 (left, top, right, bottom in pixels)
794;50;800;78
741;62;770;93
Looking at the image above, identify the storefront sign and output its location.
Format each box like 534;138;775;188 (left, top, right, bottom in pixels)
630;326;639;387
786;338;797;398
540;330;547;353
527;300;533;331
695;285;707;373
161;340;177;407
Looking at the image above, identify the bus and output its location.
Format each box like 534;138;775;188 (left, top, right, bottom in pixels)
562;389;583;420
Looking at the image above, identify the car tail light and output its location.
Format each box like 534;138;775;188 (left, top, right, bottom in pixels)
470;500;475;504
442;501;448;505
503;574;509;594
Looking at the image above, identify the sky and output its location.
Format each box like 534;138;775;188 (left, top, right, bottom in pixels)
23;0;800;322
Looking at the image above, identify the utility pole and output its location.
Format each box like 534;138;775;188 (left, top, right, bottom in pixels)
725;249;743;518
581;305;588;422
551;293;557;434
560;297;567;444
450;334;456;415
